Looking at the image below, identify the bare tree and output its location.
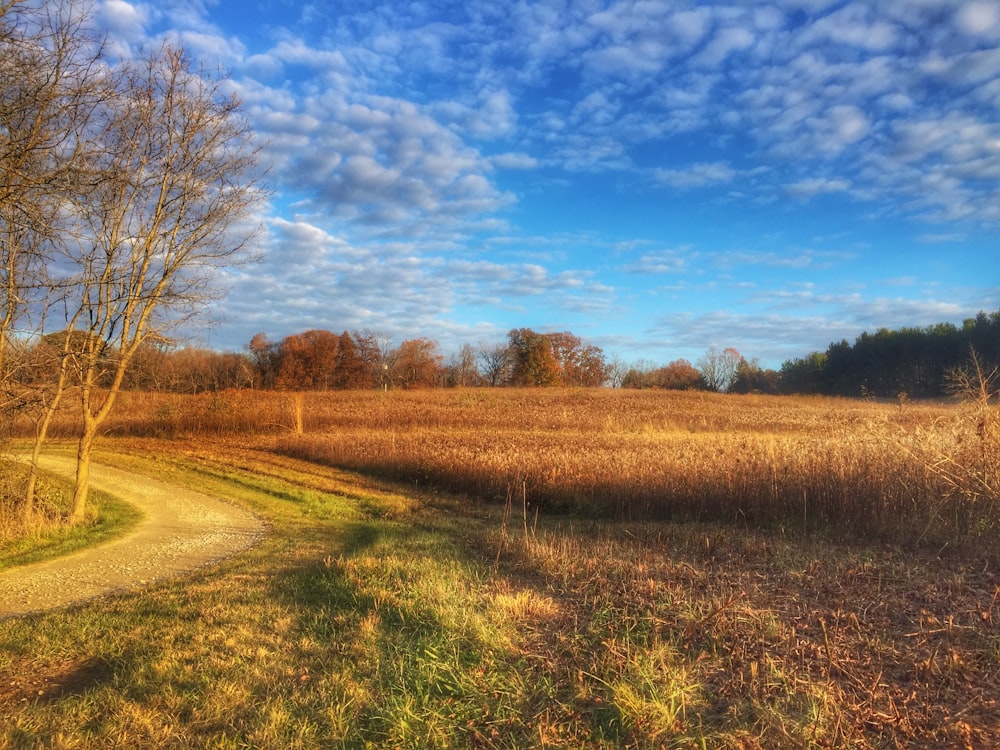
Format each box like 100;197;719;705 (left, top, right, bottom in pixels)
364;330;395;390
0;0;108;519
447;343;479;387
54;43;263;522
478;342;511;387
0;0;102;351
697;346;742;393
606;354;628;389
391;337;444;388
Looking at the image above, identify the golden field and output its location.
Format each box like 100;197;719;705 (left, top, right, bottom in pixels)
23;387;998;547
2;387;999;747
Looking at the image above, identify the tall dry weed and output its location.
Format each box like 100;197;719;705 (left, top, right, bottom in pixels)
269;390;982;545
11;387;993;545
888;352;999;543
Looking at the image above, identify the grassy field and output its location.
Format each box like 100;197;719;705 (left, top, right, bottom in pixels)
1;389;998;747
32;387;995;545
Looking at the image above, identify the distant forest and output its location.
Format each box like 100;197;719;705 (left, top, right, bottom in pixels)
44;309;997;398
777;310;1000;398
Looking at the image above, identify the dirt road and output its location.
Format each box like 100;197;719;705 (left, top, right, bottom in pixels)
0;455;265;619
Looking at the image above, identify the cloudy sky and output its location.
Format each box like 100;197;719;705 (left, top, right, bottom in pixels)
99;0;999;368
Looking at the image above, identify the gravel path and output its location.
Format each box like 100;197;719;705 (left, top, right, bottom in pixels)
0;455;265;619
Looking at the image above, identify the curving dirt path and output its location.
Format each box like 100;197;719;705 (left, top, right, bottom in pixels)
0;454;265;619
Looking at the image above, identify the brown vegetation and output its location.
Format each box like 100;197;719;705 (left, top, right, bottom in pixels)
2;388;998;746
14;387;997;548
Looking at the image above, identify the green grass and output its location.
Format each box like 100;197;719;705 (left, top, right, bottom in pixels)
1;439;997;749
0;455;144;571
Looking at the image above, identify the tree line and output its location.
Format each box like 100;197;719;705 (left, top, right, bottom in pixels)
779;311;1000;398
40;309;991;399
243;327;611;390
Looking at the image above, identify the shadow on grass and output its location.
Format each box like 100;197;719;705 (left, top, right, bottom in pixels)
266;507;632;748
0;656;115;704
340;521;380;555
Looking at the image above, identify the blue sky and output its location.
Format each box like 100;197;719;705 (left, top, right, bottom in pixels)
97;0;999;368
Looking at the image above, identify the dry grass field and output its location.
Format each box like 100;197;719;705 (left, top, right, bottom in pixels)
35;387;996;546
3;388;998;747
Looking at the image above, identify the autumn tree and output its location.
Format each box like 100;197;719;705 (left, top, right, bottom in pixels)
508;328;561;387
53;43;262;522
247;332;280;389
620;359;658;389
333;331;369;389
730;356;779;394
140;347;255;393
655;359;706;390
547;331;609;387
122;336;174;390
391;337;443;388
275;329;340;390
621;359;704;390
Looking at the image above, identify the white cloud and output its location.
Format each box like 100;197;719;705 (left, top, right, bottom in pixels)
878;92;914;111
654;162;737;189
247;82;515;234
473;91;518;138
430;90;518;139
786;177;852;197
584;44;665;79
722;248;852;268
955;2;1000;35
552;135;630;172
829;105;870;143
918;232;966;244
671;8;712;43
95;0;148;54
172;30;246;66
922;47;1000;86
774;0;840;12
799;5;899;51
694;25;755;67
491;152;539;169
753;6;786;32
624;248;693;274
270;39;352;73
570;90;621;127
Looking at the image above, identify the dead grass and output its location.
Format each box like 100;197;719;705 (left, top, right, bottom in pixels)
254;389;993;547
4;388;998;746
1;441;998;748
483;519;1000;748
13;387;993;546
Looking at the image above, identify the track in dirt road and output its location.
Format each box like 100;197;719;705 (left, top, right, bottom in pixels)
0;455;265;619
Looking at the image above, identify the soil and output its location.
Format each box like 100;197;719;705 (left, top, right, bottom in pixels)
0;454;265;619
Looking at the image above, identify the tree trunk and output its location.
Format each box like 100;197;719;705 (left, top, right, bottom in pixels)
69;423;97;524
23;362;71;522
